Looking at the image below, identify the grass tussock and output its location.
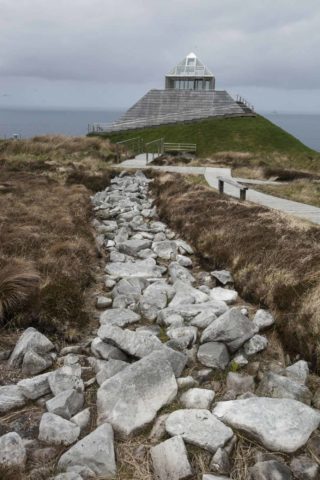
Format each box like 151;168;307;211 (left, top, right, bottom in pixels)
151;173;320;368
0;137;115;344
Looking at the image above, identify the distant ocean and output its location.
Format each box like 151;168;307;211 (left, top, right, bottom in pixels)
0;108;319;152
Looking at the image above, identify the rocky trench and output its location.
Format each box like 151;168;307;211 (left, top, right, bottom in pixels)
1;171;320;480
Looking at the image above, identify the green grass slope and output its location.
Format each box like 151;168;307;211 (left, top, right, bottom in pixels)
95;115;320;172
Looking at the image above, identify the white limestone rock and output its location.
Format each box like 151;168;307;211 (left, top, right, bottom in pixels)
99;308;141;327
118;239;152;256
210;287;238;305
165;409;233;453
150;435;193;480
48;365;84;396
285;360;309;385
197;342;230;369
39;413;80;446
177;376;199;390
173;280;209;303
96;359;128;385
180;388;215;409
58;424;116;478
70;408;91;432
253;309;275;331
96;296;112;309
175;239;194;255
249;460;292;480
211;270;233;285
8;327;54;368
97;351;178;436
22;349;54;375
159;301;228;323
152;240;178;260
91;337;128;361
17;372;51;400
97;324;187;377
226;372;255;395
256;372;312;405
201;308;258;352
213;397;320;453
0;385;26;414
243;335;268;356
167;326;198;347
0;432;26;470
46;389;84;419
105;259;163;279
169;262;195;284
190;311;217;329
177;254;193;268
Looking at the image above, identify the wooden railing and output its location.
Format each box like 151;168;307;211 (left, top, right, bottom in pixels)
164;142;197;153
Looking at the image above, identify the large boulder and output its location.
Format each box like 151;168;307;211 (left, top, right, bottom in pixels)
150;436;193;480
213;397;320;453
165;409;233;453
98;324;187;377
0;385;26;413
97;351;178;436
256;372;312;405
201;308;258;352
8;327;54;368
0;432;26;470
58;424;116;478
99;308;141;327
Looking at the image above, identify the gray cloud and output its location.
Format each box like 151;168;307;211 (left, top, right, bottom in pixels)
0;0;319;110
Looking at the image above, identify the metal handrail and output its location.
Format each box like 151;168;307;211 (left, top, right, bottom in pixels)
145;138;164;164
115;136;143;163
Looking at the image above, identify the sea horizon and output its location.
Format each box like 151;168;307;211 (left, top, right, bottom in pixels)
0;106;319;152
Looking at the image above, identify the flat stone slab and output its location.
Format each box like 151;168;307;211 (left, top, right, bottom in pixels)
105;259;163;279
201;308;258;352
150;435;193;480
97;351;178;436
165;409;233;453
58;423;116;478
213;397;320;453
99;308;141;327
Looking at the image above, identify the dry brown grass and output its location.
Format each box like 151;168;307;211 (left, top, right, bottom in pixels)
0;138;115;344
151;172;320;369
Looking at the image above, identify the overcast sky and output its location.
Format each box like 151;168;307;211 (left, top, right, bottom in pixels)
0;0;320;113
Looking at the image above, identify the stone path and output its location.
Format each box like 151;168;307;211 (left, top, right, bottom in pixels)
1;171;320;480
118;157;320;225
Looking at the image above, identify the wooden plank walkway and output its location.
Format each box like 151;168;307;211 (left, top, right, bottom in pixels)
117;157;320;226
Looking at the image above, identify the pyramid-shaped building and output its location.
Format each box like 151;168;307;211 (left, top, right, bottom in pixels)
92;53;254;133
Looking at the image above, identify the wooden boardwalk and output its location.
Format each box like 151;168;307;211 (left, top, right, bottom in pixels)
117;157;320;226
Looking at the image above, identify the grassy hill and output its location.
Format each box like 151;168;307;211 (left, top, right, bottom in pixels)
95;115;320;173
